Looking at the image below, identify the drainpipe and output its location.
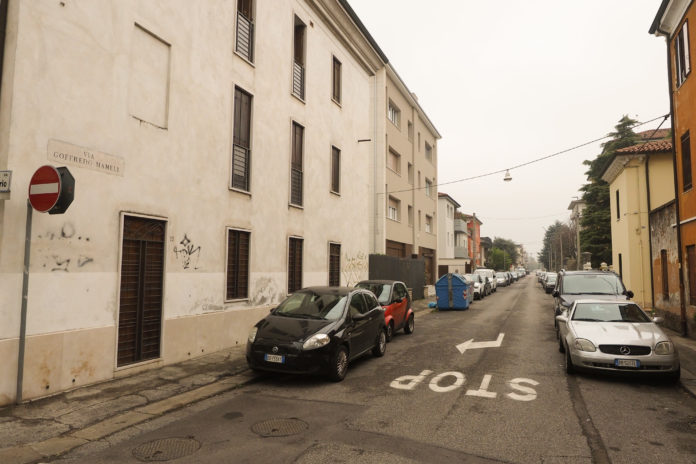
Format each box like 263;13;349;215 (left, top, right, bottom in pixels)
658;26;688;336
372;73;378;254
646;154;656;310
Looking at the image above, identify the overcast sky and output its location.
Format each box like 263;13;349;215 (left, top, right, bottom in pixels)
347;0;670;259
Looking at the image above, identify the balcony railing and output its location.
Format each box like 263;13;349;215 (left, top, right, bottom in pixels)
454;246;469;259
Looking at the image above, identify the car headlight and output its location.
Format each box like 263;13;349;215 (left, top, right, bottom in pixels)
654;341;674;355
248;326;258;344
574;338;596;352
302;334;330;350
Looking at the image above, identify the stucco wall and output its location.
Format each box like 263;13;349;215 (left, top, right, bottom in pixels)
0;0;376;404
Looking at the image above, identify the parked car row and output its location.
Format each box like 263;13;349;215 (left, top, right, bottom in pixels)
246;280;414;382
542;269;680;382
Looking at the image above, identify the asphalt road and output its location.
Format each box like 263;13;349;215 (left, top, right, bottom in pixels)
56;277;696;463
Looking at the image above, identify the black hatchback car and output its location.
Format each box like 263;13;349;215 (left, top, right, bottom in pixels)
552;270;634;332
246;287;386;381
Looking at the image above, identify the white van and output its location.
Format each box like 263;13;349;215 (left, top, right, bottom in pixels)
474;268;496;294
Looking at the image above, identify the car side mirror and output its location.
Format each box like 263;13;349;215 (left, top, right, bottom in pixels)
552;290;560;298
556;315;568;324
394;297;403;304
625;290;634;299
269;307;276;313
351;311;366;321
652;316;664;324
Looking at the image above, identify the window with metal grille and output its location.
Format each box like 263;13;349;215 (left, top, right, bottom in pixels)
288;237;303;293
236;0;254;62
291;122;304;206
676;20;691;87
226;229;250;300
332;56;341;103
682;131;692;191
293;17;306;100
329;243;340;286
331;146;340;193
688;245;696;305
232;86;252;191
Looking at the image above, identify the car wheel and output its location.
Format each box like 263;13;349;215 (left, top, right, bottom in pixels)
565;345;575;374
372;329;387;357
328;346;349;382
404;314;415;334
386;322;394;342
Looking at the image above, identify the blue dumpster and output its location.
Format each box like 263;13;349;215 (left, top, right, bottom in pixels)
435;273;472;310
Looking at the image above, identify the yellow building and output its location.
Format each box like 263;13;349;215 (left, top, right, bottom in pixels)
601;139;674;310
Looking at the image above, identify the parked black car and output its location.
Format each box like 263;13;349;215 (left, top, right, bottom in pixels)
246;287;386;381
552;270;633;333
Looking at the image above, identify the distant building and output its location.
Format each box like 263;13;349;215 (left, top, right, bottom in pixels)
437;193;470;276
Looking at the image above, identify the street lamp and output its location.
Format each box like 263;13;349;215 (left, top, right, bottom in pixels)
503;169;512;182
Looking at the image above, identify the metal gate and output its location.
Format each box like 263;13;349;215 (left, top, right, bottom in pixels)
117;216;165;366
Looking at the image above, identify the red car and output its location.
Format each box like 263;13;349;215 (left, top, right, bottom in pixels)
355;280;414;341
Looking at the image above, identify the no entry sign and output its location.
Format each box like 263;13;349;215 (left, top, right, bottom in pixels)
28;165;74;214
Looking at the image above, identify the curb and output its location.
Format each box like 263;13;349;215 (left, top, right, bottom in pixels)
0;371;258;464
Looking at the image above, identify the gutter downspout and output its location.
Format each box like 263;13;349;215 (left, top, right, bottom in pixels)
659;26;688;336
646;155;656;310
372;74;378;253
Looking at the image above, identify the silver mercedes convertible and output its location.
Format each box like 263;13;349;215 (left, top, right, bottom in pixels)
556;299;680;382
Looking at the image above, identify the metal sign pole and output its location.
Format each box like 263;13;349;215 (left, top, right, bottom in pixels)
17;200;32;404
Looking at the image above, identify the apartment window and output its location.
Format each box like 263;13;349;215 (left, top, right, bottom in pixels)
226;229;250;300
425;179;432;197
408;205;413;227
615;190;620;220
682;131;692;191
288;237;303;293
676;20;691;87
232;86;252;191
418;171;421;188
418;210;422;230
425;215;432;233
292;16;306;100
418;132;421;151
387;148;401;174
425;142;433;162
661;249;669;300
618;253;623;279
329;243;340;286
689;245;696;305
388;101;400;127
388;196;400;221
408;121;413;141
331;146;340;193
235;0;254;62
332;56;341;103
407;163;413;184
291;122;304;206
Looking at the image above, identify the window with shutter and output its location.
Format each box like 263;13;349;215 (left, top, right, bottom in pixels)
689;245;696;305
676;20;691;87
331;146;340;193
232;87;252;191
291;122;304;206
329;243;340;286
332;57;341;103
226;229;250;300
682;132;692;192
288;237;303;293
293;17;306;100
236;0;254;62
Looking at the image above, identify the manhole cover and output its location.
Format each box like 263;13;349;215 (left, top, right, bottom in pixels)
251;418;308;437
132;437;201;462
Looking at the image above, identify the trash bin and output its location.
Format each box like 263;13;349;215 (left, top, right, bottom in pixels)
435;273;472;310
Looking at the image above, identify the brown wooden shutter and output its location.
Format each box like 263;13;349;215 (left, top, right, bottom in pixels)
291;123;303;205
232;88;252;191
288;238;303;293
661;249;669;300
331;146;340;193
332;57;341;102
118;216;165;366
329;243;340;286
227;230;250;299
688;245;696;305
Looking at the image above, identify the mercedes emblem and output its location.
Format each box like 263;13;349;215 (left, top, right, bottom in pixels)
619;346;631;355
272;346;279;354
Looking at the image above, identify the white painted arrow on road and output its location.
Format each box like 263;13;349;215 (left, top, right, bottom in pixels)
456;333;505;354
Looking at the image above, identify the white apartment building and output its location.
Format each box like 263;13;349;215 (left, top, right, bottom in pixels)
0;0;387;404
436;193;470;276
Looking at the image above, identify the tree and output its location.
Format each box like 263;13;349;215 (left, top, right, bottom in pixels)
492;237;519;265
538;221;574;271
579;115;638;268
489;247;512;271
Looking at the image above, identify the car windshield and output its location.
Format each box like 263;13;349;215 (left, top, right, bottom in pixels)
275;291;347;320
562;273;626;295
546;273;557;281
355;283;391;304
495;272;506;278
572;302;651;323
463;274;476;283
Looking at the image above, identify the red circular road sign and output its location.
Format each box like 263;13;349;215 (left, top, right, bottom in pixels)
28;165;62;212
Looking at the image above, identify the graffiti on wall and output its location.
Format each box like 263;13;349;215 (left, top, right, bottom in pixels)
342;251;368;287
36;222;94;272
173;234;201;270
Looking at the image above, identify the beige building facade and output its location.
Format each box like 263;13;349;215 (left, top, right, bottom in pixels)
0;0;395;405
370;65;440;284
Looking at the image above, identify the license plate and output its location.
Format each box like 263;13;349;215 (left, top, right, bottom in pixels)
615;359;640;368
264;354;285;364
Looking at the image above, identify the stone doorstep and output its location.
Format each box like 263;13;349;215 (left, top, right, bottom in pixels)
0;371;257;464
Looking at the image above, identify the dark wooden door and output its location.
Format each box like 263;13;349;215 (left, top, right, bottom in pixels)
118;216;165;366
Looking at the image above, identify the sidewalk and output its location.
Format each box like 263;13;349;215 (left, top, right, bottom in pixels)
0;297;693;464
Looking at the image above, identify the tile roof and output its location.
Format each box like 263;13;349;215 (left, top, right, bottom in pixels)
637;128;670;140
616;140;672;154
